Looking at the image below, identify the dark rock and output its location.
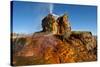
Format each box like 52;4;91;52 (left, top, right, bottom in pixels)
42;14;58;34
57;14;71;35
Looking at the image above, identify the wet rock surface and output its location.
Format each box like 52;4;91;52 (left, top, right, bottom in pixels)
12;32;97;66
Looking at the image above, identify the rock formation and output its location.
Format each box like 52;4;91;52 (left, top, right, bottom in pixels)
57;14;71;35
42;14;71;36
42;14;58;34
57;14;71;40
12;13;97;66
42;13;71;41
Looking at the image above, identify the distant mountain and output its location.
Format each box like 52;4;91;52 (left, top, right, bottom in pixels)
11;33;33;38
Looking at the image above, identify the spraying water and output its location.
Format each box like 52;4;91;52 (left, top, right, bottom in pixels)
49;3;59;19
50;3;53;14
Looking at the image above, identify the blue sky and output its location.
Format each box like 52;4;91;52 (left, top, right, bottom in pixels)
12;1;97;35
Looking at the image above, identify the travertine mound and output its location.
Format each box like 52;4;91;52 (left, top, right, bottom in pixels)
12;14;97;66
12;32;97;66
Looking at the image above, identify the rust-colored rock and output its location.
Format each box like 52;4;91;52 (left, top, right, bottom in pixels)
12;32;97;66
